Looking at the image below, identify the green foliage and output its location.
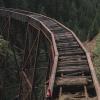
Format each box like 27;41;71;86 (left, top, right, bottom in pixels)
0;35;19;100
0;0;4;7
1;0;100;41
93;33;100;82
0;35;9;57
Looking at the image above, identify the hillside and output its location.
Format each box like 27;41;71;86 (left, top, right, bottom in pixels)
93;33;100;82
84;33;100;82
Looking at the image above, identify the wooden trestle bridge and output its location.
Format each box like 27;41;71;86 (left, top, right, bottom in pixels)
0;8;100;100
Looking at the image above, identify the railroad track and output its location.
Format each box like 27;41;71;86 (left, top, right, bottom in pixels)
0;8;99;100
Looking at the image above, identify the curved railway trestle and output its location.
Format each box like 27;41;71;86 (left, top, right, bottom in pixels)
0;8;99;100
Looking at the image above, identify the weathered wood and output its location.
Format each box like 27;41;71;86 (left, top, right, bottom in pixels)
58;66;89;70
59;58;87;62
86;53;100;100
56;77;88;86
59;51;84;56
58;60;88;65
59;55;87;60
58;62;88;67
20;71;32;90
57;68;89;74
0;8;99;99
53;18;100;99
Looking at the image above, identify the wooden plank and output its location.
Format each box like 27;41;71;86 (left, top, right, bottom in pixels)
20;71;32;90
57;67;89;73
59;51;84;56
52;18;100;100
86;53;100;100
58;61;87;66
56;77;88;86
41;22;59;97
58;60;87;64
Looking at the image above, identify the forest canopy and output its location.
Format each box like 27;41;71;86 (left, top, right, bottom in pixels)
0;0;100;41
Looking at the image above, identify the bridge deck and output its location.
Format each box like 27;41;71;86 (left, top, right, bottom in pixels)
35;16;98;100
0;8;99;100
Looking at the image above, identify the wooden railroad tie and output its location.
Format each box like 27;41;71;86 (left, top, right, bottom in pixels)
56;77;88;86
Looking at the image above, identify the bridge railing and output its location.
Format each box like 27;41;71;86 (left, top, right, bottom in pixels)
0;8;59;99
0;8;99;100
52;19;100;100
40;22;59;98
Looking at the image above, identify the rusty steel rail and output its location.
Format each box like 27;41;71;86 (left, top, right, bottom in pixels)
0;8;99;100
